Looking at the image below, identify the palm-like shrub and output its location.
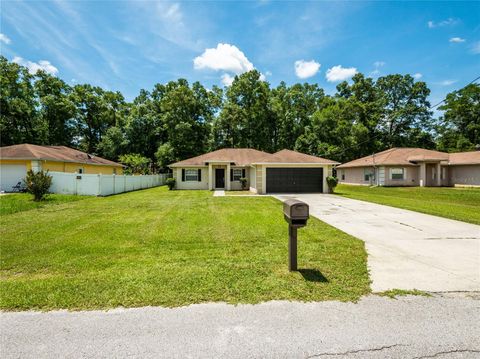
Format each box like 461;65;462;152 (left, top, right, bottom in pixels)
24;170;52;201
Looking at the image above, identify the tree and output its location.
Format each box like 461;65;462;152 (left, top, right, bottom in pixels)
119;154;151;175
97;126;128;160
24;170;52;201
155;142;175;169
437;83;480;152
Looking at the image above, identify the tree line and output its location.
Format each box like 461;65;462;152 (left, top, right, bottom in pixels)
1;56;478;172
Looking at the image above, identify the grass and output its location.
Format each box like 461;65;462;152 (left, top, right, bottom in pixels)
225;190;257;196
377;289;431;299
0;193;85;215
336;184;480;225
0;186;370;311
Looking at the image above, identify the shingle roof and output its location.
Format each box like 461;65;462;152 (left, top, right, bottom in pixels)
169;148;339;167
337;148;480;168
254;149;340;164
0;144;123;167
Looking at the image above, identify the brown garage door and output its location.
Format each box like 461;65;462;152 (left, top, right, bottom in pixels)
266;167;323;193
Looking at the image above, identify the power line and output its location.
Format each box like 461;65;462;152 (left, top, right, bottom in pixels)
319;74;480;159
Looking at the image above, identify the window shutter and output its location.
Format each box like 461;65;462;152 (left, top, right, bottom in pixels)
230;169;233;181
182;169;185;182
242;169;245;178
198;169;201;182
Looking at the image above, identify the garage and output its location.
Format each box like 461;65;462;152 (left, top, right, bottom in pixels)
0;164;27;192
266;167;323;193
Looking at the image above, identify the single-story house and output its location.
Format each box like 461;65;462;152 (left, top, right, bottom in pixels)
0;144;124;192
169;148;339;194
336;147;480;187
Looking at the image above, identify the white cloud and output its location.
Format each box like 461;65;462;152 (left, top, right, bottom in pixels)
325;65;357;82
161;2;183;24
471;41;480;54
221;73;235;86
294;60;321;79
265;71;272;77
0;33;11;44
428;18;459;28
12;56;58;75
449;37;466;43
194;43;254;74
373;61;385;67
413;73;423;80
438;80;457;86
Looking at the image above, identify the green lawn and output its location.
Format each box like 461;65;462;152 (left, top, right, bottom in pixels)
336;184;480;225
0;193;85;215
0;187;369;311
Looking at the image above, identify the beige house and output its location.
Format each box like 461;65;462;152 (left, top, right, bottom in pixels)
169;148;339;194
337;148;480;187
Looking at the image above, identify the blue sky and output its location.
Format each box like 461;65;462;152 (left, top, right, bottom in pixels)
1;1;479;114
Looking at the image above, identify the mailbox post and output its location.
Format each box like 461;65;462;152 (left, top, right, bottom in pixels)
283;199;309;271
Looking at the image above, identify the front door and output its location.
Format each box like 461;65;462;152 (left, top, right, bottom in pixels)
215;169;225;189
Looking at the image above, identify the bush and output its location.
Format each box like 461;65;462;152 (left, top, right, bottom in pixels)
326;176;338;193
239;177;248;190
24;170;53;201
119;153;151;175
166;177;176;190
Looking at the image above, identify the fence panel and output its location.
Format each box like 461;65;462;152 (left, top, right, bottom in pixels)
49;172;168;196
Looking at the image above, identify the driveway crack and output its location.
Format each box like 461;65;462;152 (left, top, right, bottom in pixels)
305;344;405;358
412;349;480;358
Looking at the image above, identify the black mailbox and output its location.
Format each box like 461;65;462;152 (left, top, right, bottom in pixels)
283;199;309;271
283;199;309;227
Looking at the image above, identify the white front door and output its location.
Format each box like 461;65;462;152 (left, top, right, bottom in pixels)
0;164;27;192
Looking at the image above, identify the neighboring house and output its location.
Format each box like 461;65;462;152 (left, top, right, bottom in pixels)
169;148;339;193
0;144;124;192
337;148;480;187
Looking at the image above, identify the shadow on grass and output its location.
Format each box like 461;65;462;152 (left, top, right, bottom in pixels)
299;269;328;282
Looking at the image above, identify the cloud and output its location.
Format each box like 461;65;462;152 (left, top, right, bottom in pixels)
161;2;183;24
221;73;235;86
294;60;321;79
265;71;272;77
449;37;466;43
427;18;459;28
471;41;480;54
12;56;59;75
194;43;254;74
413;73;423;80
438;80;457;86
373;61;385;67
326;65;357;82
0;33;11;44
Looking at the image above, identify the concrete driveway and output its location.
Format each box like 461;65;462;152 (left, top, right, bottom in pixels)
275;194;480;292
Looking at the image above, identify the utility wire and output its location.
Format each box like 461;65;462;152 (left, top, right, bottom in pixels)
319;74;480;159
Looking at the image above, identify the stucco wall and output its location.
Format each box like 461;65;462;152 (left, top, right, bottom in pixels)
0;159;122;175
256;165;264;194
338;167;372;185
229;166;249;190
449;165;480;186
174;167;209;190
0;159;32;170
383;166;419;186
249;166;257;193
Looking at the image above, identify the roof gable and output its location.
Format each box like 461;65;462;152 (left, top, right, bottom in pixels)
255;149;340;164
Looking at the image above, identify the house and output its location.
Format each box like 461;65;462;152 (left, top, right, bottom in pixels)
169;148;339;193
336;148;480;187
0;144;124;192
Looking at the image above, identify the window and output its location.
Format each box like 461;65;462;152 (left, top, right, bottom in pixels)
232;169;243;181
390;168;404;180
364;168;375;182
341;170;345;181
113;168;117;175
185;169;198;181
441;167;446;180
78;168;84;174
432;167;436;180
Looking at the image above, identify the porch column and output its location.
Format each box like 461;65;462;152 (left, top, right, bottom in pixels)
436;163;442;186
226;163;231;190
419;163;426;187
208;163;213;190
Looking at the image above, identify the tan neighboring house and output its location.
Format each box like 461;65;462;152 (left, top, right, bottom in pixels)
169;148;339;194
0;144;124;192
337;148;480;187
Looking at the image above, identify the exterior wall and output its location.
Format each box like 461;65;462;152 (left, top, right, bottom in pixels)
338;167;373;186
229;166;249;191
449;165;480;186
260;164;331;194
0;159;32;170
383;166;419;186
174;167;209;190
42;160;122;175
256;165;264;194
249;166;257;193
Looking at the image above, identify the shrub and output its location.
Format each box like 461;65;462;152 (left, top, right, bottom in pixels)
166;177;176;190
119;153;151;175
326;176;338;193
24;170;53;201
239;177;248;190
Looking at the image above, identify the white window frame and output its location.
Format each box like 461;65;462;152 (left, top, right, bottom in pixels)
185;169;198;181
390;167;404;180
232;168;243;181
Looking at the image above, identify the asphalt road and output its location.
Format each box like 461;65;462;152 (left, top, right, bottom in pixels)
2;294;479;358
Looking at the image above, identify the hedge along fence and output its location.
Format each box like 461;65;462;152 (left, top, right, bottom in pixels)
48;172;169;196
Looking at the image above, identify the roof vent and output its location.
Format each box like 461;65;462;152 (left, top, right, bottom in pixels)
87;154;93;159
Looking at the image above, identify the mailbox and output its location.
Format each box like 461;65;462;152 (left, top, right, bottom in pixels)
283;199;309;227
283;199;309;271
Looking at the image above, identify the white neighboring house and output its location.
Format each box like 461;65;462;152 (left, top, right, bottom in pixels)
169;148;339;194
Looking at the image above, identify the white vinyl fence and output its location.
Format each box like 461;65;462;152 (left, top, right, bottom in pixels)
49;172;169;196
